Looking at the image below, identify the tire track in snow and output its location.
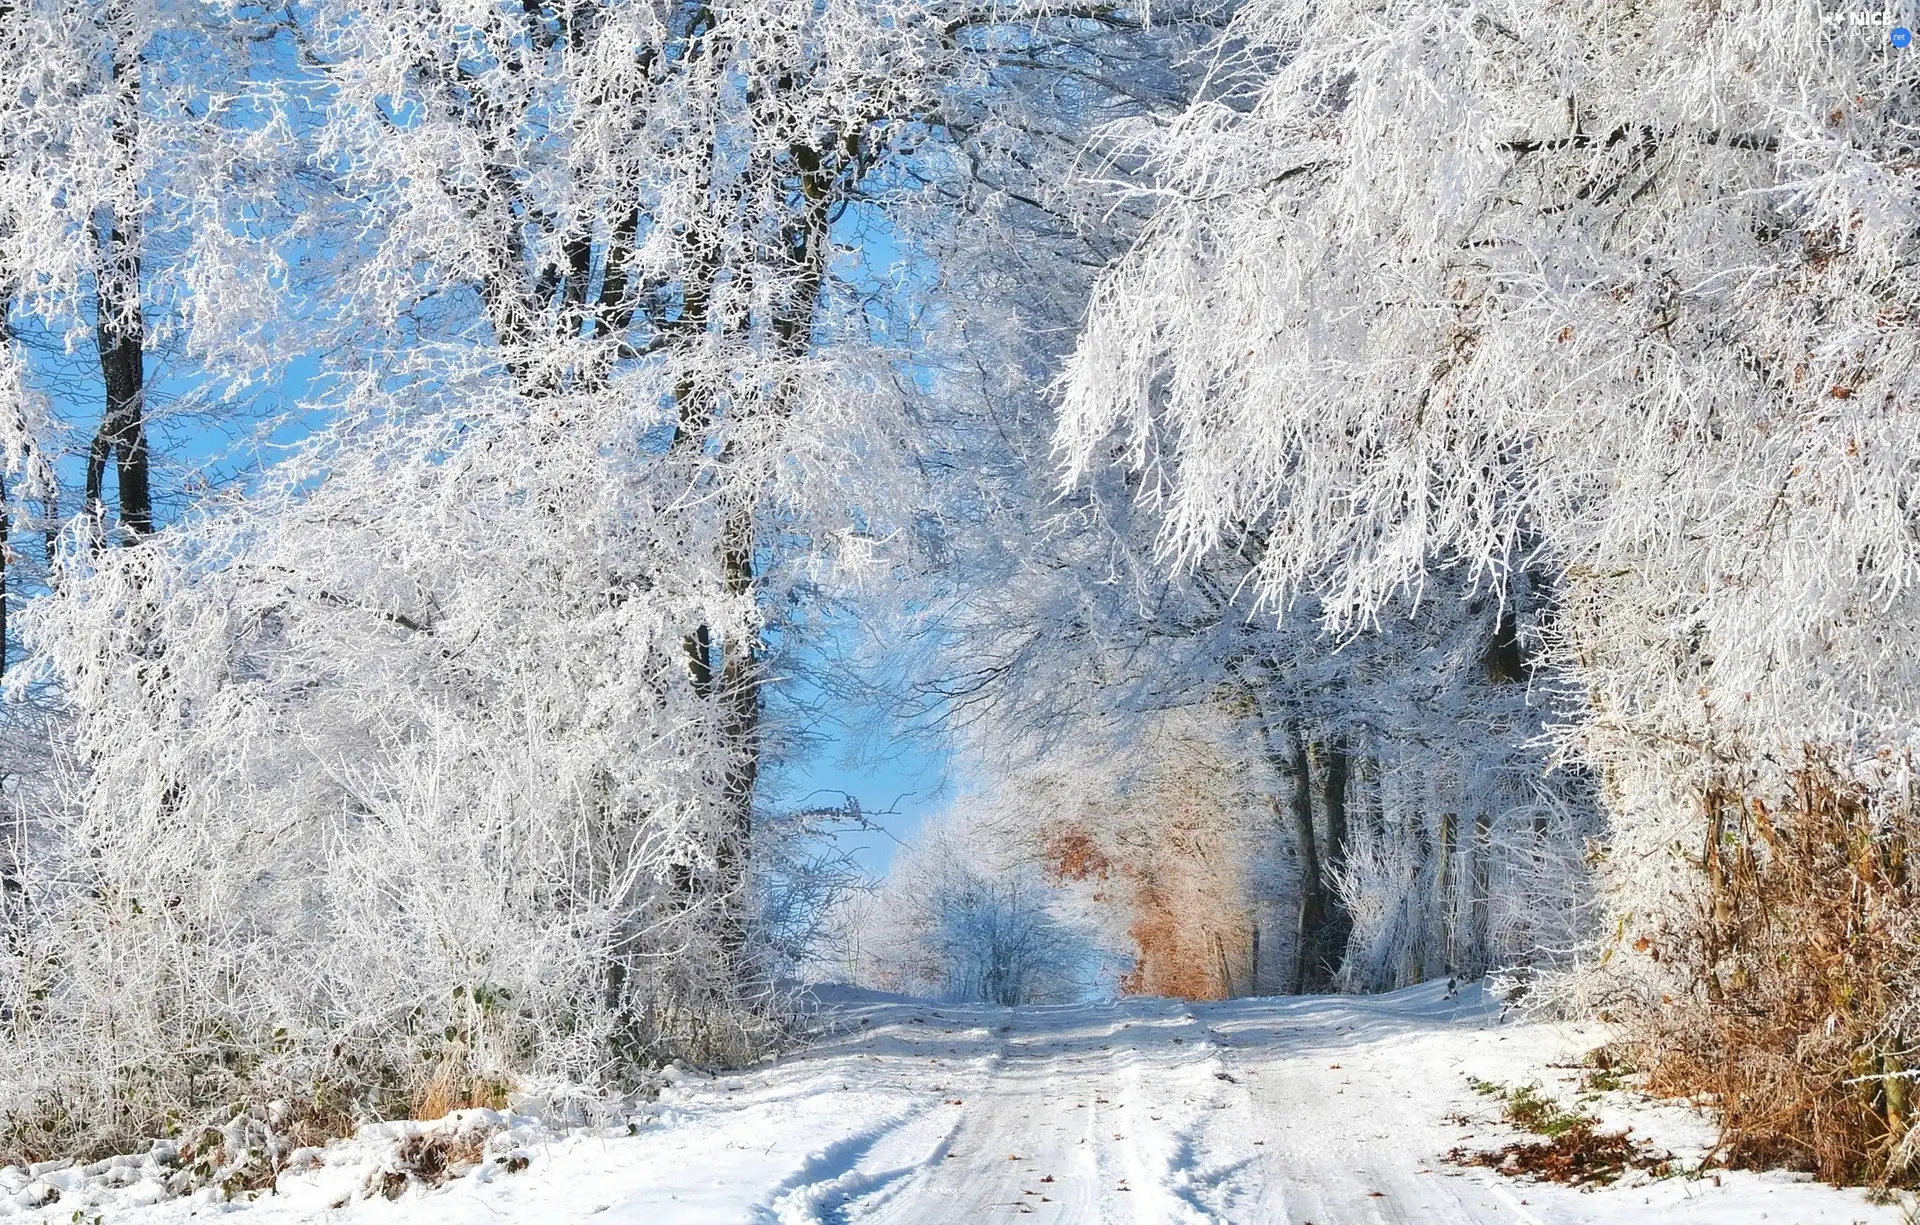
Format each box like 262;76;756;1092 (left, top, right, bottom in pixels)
858;1005;1115;1222
792;985;1896;1224
846;999;1268;1223
1103;1012;1266;1223
753;1104;957;1225
50;985;1903;1224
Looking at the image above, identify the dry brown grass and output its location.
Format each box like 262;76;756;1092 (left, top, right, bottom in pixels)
1635;755;1920;1186
410;1046;511;1121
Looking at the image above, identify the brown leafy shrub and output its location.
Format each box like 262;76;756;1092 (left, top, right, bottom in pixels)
1634;755;1920;1185
267;1084;376;1153
960;707;1292;1002
176;1123;280;1199
1120;884;1248;1000
139;1089;375;1201
1450;1078;1670;1186
1041;826;1111;884
1450;1123;1670;1186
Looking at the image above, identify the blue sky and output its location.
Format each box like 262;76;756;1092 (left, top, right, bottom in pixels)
770;714;953;875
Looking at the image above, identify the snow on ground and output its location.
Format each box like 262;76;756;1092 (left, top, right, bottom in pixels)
2;982;1902;1224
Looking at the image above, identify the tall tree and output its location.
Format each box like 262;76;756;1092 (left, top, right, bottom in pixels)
0;0;176;547
271;0;1256;963
1055;0;1920;1170
83;0;151;540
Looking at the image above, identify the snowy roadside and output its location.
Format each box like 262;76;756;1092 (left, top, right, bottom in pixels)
0;982;1901;1224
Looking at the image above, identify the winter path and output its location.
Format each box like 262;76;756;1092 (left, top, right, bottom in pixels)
9;983;1898;1225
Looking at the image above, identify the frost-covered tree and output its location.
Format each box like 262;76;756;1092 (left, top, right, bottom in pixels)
0;0;250;543
7;374;763;1150
254;0;1240;958
1057;0;1920;1175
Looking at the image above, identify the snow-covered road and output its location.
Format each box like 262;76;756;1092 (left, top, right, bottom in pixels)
12;983;1902;1224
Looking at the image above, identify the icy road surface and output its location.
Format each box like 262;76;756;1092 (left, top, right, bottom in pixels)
13;982;1901;1224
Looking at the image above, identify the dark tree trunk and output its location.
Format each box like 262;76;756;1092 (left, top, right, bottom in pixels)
88;248;151;539
1319;741;1351;882
41;487;59;595
1278;725;1319;994
695;124;838;962
1438;811;1458;973
709;494;762;957
1294;737;1354;992
0;460;8;679
86;38;151;541
1483;606;1525;683
1405;810;1432;985
1362;754;1384;840
0;304;11;676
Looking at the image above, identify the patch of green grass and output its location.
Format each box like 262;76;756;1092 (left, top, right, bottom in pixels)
1467;1078;1596;1139
1577;1046;1635;1094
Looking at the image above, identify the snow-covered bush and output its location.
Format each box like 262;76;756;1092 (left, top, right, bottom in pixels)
0;368;767;1158
845;812;1106;1006
1329;759;1596;997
